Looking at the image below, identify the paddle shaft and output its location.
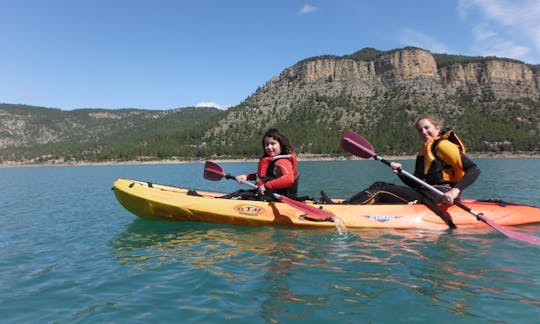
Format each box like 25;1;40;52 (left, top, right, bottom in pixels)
226;173;274;194
374;154;485;217
222;171;335;221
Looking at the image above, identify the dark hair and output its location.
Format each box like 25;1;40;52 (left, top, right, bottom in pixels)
261;127;294;156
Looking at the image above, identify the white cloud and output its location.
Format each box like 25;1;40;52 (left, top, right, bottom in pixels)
299;4;318;15
398;29;452;54
458;0;540;63
470;24;531;58
195;101;228;110
471;24;497;42
472;39;530;60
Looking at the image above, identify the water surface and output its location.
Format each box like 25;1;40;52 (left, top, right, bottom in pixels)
1;159;540;322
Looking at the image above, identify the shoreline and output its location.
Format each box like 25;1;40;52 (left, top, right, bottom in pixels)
1;153;539;168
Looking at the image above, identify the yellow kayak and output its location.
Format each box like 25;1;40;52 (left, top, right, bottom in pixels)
113;178;540;230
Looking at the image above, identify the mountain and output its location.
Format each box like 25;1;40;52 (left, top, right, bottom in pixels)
0;104;225;164
1;47;539;164
202;47;540;156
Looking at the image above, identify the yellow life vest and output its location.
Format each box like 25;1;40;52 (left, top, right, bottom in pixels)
417;129;467;185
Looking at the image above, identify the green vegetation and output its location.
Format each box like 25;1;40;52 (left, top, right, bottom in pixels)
344;47;385;62
1;95;539;164
0;104;226;163
302;46;526;68
432;53;524;68
2;47;540;164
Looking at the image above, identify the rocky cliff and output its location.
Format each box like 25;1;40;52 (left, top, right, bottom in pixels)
265;48;538;100
206;47;539;146
439;59;538;100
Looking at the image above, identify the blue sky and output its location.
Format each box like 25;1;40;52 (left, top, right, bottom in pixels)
1;0;539;110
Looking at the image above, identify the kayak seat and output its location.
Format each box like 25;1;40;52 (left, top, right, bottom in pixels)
187;189;203;197
319;191;336;204
296;195;316;202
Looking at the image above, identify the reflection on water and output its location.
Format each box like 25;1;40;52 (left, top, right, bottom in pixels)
3;160;539;322
109;219;540;322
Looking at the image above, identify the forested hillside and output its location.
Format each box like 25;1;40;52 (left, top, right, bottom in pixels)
201;47;540;157
0;104;225;163
1;47;540;165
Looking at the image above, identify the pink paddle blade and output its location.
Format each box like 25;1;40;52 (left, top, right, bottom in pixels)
203;161;226;181
340;130;375;159
277;194;335;221
477;214;540;246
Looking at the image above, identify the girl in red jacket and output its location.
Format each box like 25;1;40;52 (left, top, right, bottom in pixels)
226;127;299;200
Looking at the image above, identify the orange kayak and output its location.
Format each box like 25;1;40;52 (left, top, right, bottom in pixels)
113;178;540;230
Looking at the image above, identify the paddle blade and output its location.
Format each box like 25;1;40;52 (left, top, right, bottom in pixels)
203;161;226;181
204;160;335;222
340;130;376;159
277;194;335;221
477;213;540;246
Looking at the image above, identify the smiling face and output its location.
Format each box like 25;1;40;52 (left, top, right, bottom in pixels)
416;118;442;143
263;136;282;157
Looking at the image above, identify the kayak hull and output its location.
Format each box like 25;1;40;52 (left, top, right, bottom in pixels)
113;178;540;230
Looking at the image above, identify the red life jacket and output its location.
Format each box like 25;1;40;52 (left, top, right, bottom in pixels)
256;154;299;197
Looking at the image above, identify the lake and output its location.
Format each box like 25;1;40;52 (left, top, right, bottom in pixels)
1;158;540;322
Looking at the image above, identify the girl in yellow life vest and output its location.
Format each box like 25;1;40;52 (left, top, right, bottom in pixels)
342;114;480;205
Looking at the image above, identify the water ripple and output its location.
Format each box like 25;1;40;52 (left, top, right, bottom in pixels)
1;162;540;323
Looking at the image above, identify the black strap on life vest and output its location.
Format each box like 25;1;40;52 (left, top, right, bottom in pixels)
262;155;299;198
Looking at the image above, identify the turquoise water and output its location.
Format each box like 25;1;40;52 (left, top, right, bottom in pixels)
1;159;540;323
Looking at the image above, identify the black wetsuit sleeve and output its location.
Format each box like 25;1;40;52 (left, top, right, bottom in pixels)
453;153;480;191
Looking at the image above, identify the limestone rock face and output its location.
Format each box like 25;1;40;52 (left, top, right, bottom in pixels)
207;47;539;141
264;48;538;100
439;60;538;100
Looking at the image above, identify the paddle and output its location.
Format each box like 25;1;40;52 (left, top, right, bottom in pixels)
340;130;540;246
203;160;335;222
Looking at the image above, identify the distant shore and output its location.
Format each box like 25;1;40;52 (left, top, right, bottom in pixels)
1;153;539;168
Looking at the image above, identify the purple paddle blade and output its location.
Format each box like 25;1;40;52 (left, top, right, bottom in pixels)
276;194;335;221
203;160;226;181
340;130;376;159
